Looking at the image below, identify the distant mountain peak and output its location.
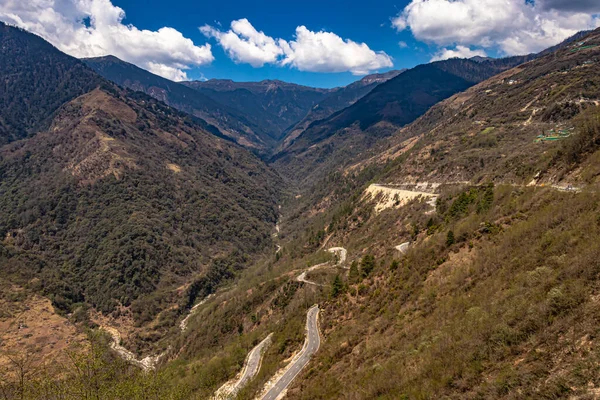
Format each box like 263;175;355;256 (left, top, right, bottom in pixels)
470;55;494;62
358;69;406;85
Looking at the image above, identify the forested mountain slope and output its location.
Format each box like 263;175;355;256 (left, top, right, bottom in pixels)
272;55;534;184
276;29;600;399
0;24;281;335
0;22;104;145
183;79;332;142
3;19;600;400
84;56;273;153
280;70;405;150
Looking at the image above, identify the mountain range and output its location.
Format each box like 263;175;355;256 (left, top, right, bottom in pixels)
0;22;280;328
2;18;600;400
84;56;406;156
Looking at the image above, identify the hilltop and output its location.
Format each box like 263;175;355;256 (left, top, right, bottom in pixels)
83;55;275;152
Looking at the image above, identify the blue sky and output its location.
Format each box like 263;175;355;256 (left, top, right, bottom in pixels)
109;0;425;87
1;0;599;88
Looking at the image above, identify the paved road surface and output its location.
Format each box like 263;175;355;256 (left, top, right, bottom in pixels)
297;247;348;286
296;264;327;286
260;305;320;400
234;334;273;394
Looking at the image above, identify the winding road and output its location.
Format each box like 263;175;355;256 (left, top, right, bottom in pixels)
259;305;321;400
235;334;273;394
213;333;273;399
296;247;348;286
327;247;347;266
296;263;328;286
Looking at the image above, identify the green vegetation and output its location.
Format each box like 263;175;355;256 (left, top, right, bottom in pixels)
0;89;280;326
3;21;600;400
288;184;600;399
0;23;104;145
0;22;281;342
331;275;343;298
360;255;376;277
0;333;190;400
445;230;455;246
557;106;600;165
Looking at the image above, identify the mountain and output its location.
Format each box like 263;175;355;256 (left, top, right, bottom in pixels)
271;55;535;184
280;70;405;149
4;20;600;400
83;55;273;152
84;57;404;155
276;28;600;400
182;79;333;141
365;28;600;186
0;23;281;333
0;23;104;145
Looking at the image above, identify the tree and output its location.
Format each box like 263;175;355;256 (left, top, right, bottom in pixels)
446;230;456;247
360;255;376;277
349;261;360;283
477;183;494;213
331;275;343;298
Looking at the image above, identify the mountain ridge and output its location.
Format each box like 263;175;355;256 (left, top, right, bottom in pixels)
271;55;536;184
83;55;274;152
0;23;282;342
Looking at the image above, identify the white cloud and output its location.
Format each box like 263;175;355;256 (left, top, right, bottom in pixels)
201;19;393;75
280;26;393;75
0;0;214;81
431;46;487;61
392;0;600;55
200;18;284;67
398;41;408;48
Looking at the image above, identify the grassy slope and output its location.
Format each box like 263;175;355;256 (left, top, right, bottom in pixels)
287;183;600;399
4;26;600;400
361;30;600;186
272;56;533;185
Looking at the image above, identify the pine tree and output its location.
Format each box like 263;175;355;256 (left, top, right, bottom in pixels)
446;230;456;246
360;254;375;277
331;274;343;298
349;261;360;283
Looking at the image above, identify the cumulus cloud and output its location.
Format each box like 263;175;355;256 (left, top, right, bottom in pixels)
392;0;600;55
200;18;284;67
201;19;393;75
431;46;487;61
280;26;393;74
0;0;214;81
